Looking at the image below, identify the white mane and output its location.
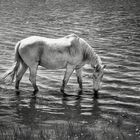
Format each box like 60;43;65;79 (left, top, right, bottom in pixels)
79;37;102;68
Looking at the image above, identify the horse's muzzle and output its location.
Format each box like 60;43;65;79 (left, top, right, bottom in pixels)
94;89;98;94
93;89;99;98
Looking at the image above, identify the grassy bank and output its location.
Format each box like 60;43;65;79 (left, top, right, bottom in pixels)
0;121;140;140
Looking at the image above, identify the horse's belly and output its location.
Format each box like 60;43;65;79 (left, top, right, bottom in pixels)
40;59;67;69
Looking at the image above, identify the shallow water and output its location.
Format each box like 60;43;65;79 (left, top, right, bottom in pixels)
0;0;140;138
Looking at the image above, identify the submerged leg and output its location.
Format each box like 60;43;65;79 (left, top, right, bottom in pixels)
76;68;83;90
29;64;39;94
61;64;75;92
15;63;28;91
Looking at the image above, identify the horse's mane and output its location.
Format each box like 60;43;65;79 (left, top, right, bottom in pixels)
79;38;102;67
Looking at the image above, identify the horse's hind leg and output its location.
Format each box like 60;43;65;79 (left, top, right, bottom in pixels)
29;64;38;94
15;62;28;91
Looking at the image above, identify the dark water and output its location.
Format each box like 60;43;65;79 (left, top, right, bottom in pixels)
0;0;140;138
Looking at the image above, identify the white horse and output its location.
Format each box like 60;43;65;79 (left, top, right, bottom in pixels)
2;34;105;94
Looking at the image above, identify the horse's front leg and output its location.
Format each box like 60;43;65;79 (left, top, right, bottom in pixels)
76;68;83;91
29;64;39;94
61;64;75;92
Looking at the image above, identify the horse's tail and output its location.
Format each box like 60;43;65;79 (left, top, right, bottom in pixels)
1;42;21;84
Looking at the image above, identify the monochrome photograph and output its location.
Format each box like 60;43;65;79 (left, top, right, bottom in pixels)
0;0;140;139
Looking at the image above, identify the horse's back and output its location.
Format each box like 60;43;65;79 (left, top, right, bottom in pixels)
19;34;78;48
17;34;83;68
18;34;80;56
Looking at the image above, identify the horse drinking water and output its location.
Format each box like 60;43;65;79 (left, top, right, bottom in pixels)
2;34;105;94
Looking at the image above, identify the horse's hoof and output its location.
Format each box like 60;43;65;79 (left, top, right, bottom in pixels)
15;90;20;95
15;89;20;95
63;93;67;97
94;90;99;99
78;89;83;95
33;89;39;95
60;88;64;93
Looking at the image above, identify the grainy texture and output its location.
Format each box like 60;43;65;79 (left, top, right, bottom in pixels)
0;0;140;139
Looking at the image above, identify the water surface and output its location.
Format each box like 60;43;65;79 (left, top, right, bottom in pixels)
0;0;140;138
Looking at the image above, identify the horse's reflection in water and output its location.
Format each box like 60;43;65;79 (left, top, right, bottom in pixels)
15;94;39;126
62;90;101;123
14;89;101;127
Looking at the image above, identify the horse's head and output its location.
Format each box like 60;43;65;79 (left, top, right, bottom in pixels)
92;64;106;93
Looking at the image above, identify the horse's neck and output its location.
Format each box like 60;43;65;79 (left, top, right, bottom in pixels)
90;49;102;68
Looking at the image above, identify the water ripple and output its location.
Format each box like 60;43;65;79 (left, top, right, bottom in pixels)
0;0;140;137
